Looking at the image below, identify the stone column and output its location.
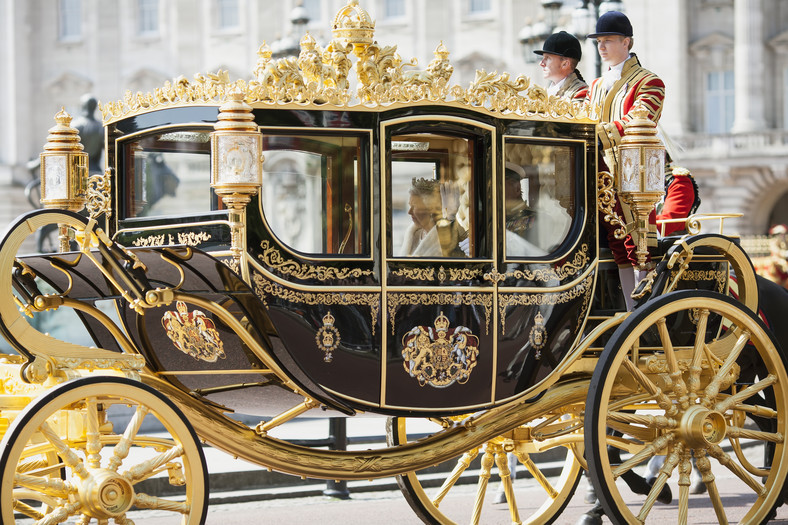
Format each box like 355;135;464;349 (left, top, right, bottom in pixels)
731;0;768;133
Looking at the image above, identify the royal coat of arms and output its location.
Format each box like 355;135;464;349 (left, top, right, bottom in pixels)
161;301;226;362
401;312;480;388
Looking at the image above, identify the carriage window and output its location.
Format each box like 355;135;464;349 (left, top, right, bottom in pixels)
260;134;367;255
390;133;475;258
504;141;576;257
123;129;212;218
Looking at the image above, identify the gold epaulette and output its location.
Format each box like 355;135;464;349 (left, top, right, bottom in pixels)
672;166;690;176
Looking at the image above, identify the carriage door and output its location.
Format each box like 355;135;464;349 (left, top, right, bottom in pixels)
382;116;496;411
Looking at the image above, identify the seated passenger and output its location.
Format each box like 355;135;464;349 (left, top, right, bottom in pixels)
504;163;546;257
399;178;467;257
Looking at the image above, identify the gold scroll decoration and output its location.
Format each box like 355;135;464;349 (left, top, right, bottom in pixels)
161;301;226;363
259;240;372;281
505;244;589;281
315;311;341;362
401;312;479;388
387;292;492;335
499;275;593;335
251;272;379;335
597;171;626;240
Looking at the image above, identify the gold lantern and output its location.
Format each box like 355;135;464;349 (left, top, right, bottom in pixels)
210;89;263;267
40;108;88;211
616;105;666;269
40;108;88;252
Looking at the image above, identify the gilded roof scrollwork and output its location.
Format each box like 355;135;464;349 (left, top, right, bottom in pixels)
100;1;597;124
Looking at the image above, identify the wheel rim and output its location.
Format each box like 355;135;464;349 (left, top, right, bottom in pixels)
586;290;788;524
388;412;583;525
0;376;208;524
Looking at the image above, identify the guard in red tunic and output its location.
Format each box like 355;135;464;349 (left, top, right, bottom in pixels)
585;10;667;310
656;165;701;236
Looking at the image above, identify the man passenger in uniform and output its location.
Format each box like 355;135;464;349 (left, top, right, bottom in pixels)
585;10;666;311
534;31;588;101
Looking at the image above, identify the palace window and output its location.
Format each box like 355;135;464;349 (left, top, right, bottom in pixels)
58;0;82;41
384;0;405;19
468;0;491;14
137;0;159;35
217;0;240;30
705;70;735;134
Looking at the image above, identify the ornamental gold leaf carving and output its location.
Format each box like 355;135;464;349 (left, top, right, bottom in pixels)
506;244;589;282
258;240;372;281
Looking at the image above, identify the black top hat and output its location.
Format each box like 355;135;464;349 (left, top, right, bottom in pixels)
587;11;633;38
533;31;582;61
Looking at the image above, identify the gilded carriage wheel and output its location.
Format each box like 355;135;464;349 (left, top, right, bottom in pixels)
586;290;788;524
387;413;583;525
0;376;208;524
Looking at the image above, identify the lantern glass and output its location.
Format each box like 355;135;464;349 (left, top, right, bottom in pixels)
43;155;68;201
213;134;262;187
620;148;641;193
645;147;665;192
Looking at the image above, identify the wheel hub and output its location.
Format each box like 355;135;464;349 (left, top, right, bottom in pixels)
680;405;727;449
77;469;135;519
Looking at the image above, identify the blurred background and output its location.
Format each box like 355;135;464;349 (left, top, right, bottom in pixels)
0;0;786;241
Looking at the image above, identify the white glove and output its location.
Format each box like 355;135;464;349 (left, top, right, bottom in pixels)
440;181;460;220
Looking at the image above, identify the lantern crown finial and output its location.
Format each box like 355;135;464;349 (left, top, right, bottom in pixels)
44;108;84;153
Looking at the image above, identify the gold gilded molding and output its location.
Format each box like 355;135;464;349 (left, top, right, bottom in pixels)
401;312;479;387
222;257;241;274
100;2;595;124
252;272;379;335
597;171;625;240
670;269;727;293
499;275;593;334
131;231;212;247
161;301;226;363
391;267;435;281
316;311;341;362
390;266;483;283
506;244;589;282
259;240;372;281
387;292;492;335
86;168;112;219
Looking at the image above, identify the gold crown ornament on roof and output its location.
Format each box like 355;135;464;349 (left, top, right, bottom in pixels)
99;1;596;124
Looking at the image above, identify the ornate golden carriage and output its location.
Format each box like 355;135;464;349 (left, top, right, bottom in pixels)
1;2;786;524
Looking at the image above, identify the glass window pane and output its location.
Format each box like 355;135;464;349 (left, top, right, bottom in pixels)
261;134;367;255
390;133;474;258
138;0;159;34
59;0;82;39
385;0;405;18
218;0;239;29
123;130;212;218
303;0;321;22
503;142;575;256
469;0;491;13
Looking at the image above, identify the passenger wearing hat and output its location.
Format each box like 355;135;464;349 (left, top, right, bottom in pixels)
533;31;587;101
585;10;666;310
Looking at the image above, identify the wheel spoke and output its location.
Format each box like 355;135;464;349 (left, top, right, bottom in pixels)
612;434;674;480
657;317;689;409
726;425;783;443
608;411;677;430
708;444;766;495
38;421;90;480
715;375;777;413
621;357;677;416
14;473;72;499
431;448;478;507
35;501;82;525
687;308;710;400
676;453;693;525
12;499;45;520
108;405;150;472
86;397;102;469
703;331;750;402
134;492;191;513
471;447;495;525
514;449;557;498
494;450;521;525
695;451;729;524
122;444;184;483
636;445;681;523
